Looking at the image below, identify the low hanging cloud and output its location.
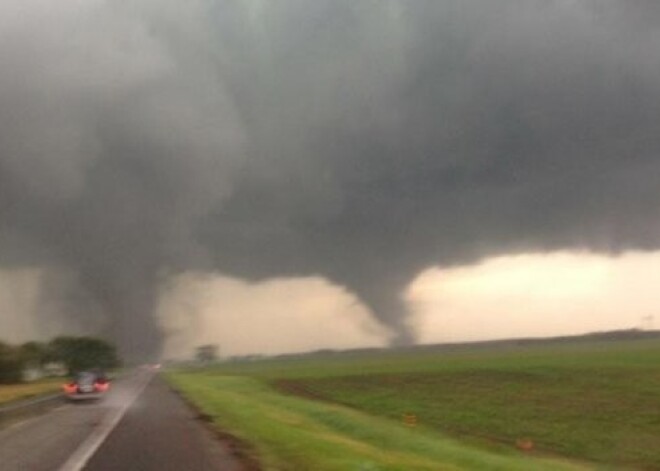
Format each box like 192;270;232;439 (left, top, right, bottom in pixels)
2;1;660;358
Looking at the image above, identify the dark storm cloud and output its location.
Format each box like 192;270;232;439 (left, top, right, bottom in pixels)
2;0;660;357
0;0;245;358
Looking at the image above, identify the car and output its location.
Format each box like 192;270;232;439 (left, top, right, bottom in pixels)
62;370;110;401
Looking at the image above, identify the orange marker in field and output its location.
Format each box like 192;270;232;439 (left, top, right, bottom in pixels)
402;413;417;428
516;438;534;451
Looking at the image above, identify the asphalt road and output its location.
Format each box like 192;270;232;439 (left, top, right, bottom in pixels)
0;370;245;471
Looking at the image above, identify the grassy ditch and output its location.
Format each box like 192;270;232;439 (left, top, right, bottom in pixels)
167;371;585;470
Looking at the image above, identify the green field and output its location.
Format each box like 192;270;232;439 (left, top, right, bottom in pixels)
167;338;660;470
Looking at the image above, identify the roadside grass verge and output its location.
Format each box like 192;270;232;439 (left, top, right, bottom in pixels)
0;378;62;405
167;372;585;471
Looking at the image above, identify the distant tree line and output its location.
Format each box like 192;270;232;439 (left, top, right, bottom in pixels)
195;344;219;363
0;336;121;384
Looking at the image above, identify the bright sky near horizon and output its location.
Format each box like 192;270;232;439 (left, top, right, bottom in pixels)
2;249;658;357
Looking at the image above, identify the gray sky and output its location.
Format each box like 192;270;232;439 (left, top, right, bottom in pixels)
2;1;660;359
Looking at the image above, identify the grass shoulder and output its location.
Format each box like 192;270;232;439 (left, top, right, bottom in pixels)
0;378;63;406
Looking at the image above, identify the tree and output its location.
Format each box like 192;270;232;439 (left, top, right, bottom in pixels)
0;342;24;384
48;336;121;375
196;344;219;363
18;341;48;368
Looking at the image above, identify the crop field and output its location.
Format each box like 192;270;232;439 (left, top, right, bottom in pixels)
168;338;660;470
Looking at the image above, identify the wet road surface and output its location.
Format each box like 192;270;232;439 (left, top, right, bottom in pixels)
0;370;245;471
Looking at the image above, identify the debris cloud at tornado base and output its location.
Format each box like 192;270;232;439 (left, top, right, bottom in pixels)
2;1;660;359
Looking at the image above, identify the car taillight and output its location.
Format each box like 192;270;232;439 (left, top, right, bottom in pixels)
63;383;77;394
94;382;109;392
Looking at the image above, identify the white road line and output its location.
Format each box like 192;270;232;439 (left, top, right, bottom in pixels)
58;372;155;471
